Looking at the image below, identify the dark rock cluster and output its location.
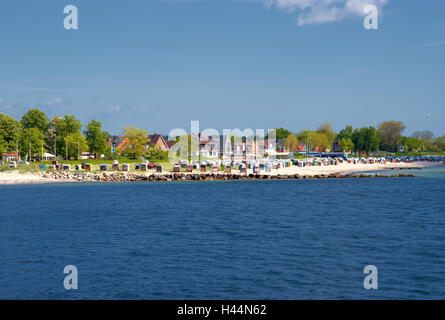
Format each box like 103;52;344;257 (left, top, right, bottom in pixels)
41;171;415;183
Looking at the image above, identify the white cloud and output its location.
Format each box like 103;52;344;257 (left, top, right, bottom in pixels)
0;86;69;92
109;105;121;113
40;97;64;107
417;40;445;48
264;0;388;26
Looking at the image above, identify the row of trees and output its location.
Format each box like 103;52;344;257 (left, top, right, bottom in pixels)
0;109;149;160
278;123;336;153
0;109;167;161
0;109;110;160
278;121;445;154
1;108;444;160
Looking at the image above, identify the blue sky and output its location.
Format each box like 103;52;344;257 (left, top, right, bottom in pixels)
0;0;444;136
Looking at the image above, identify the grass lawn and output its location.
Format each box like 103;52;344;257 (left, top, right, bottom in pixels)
0;163;41;173
0;158;176;174
0;161;241;175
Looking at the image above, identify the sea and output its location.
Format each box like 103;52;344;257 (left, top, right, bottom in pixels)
1;166;444;299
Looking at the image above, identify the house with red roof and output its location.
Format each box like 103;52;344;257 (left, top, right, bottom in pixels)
296;143;306;153
2;152;19;162
108;136;130;155
147;134;169;151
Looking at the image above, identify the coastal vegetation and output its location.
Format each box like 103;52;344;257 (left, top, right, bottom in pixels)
282;121;443;155
0;108;444;164
0;109;167;162
122;126;151;159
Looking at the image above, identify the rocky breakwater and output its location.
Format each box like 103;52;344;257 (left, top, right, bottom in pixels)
41;171;416;183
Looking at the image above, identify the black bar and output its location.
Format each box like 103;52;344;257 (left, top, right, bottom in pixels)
1;300;444;318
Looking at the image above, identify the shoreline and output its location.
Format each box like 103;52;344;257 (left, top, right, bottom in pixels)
0;162;442;185
277;161;441;177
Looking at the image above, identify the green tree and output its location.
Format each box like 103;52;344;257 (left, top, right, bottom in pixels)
309;131;331;152
0;113;21;154
335;125;353;141
46;115;83;156
411;131;438;152
297;130;312;148
339;138;354;152
352;127;380;154
435;135;445;151
21;109;49;133
352;128;363;152
64;132;88;159
84;120;108;155
18;127;45;160
58;115;82;138
45;117;61;156
401;136;423;152
378;121;406;152
123;126;150;159
412;131;434;142
0;136;8;156
366;126;380;153
274;128;292;140
146;146;169;160
284;134;299;152
317;122;336;148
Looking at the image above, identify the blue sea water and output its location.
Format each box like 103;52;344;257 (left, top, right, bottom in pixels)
359;166;445;179
1;167;445;299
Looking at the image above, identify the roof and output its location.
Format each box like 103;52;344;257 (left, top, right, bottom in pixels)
115;137;129;151
148;134;162;145
109;136;128;149
148;134;169;150
166;140;177;149
296;145;305;152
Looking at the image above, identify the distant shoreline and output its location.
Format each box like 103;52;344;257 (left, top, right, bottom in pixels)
1;162;443;185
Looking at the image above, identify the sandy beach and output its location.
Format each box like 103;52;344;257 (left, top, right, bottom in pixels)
0;171;50;185
274;161;442;177
0;161;442;185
